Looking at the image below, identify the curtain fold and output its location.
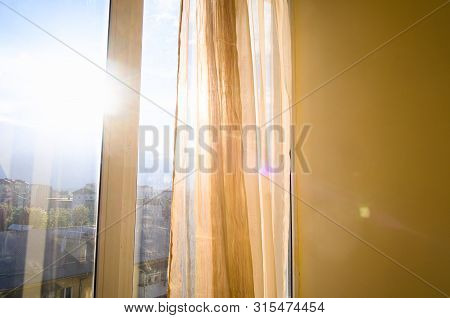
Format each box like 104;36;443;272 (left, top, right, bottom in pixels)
169;0;292;298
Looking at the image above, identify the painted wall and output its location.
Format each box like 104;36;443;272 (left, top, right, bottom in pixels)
292;0;450;297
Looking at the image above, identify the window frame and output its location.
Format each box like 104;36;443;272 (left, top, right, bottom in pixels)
94;0;296;298
94;0;144;298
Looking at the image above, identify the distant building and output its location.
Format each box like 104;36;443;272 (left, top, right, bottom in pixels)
47;198;73;210
0;227;96;297
83;183;96;192
72;186;96;211
137;185;154;206
135;188;171;297
11;180;30;209
0;179;13;207
0;179;31;209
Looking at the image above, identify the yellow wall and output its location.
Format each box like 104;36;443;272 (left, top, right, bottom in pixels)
292;0;450;297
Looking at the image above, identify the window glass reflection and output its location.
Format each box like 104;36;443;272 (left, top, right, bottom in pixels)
0;0;109;297
134;0;180;298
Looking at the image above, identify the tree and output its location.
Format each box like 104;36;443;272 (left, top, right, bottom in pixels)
48;209;71;228
0;204;10;231
6;207;28;227
72;206;89;226
27;207;48;229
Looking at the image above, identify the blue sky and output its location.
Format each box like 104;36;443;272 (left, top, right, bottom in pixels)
138;0;179;189
0;0;180;190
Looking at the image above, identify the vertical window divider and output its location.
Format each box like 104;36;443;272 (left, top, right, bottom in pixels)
95;0;144;298
290;0;301;298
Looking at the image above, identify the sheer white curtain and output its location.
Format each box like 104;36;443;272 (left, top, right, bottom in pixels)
169;0;292;297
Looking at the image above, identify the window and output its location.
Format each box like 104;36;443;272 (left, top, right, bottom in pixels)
63;287;72;298
134;0;180;298
0;0;109;297
1;1;293;298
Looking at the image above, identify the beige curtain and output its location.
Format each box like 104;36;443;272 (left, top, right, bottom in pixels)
168;0;292;297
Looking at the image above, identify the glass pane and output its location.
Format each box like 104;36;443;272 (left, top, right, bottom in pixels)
0;0;110;297
134;0;180;298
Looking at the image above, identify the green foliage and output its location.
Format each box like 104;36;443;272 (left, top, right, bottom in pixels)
0;204;10;231
1;204;96;230
27;207;48;229
47;208;71;228
6;206;29;226
71;206;89;226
